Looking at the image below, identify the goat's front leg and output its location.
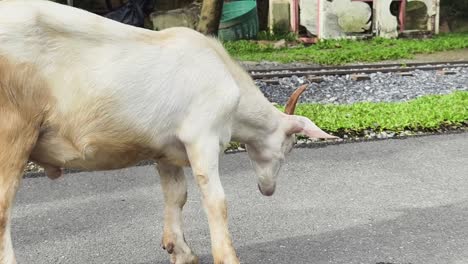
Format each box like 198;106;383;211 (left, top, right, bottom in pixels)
0;112;39;264
156;163;198;264
184;137;239;264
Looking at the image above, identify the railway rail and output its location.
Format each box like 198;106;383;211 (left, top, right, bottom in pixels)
248;60;468;82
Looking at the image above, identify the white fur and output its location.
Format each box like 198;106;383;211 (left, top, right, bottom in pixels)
1;209;15;264
0;1;336;263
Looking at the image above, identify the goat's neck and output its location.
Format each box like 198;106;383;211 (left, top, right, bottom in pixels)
231;86;282;144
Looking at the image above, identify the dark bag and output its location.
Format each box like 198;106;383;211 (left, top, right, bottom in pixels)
104;0;153;28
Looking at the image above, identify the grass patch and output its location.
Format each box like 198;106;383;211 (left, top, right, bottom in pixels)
256;30;298;41
275;91;468;137
223;33;468;65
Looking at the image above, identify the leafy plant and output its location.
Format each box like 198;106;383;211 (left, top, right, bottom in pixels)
224;33;468;65
275;91;468;134
256;30;298;41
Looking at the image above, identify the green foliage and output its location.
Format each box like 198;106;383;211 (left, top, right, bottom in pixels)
276;91;468;134
223;40;275;54
256;30;298;41
224;33;468;65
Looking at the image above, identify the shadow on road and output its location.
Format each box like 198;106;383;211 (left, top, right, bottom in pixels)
145;202;468;264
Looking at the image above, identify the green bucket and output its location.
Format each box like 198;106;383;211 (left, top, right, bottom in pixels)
218;1;259;41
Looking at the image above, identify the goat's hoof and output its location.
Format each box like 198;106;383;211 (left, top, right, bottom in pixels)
44;166;63;179
213;255;240;264
162;242;198;264
162;242;175;254
171;253;199;264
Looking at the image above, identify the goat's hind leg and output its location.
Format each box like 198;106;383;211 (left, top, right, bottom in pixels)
0;113;39;264
156;162;198;264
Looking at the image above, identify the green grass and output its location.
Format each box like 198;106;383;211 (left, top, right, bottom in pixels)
275;91;468;136
223;33;468;65
256;30;298;41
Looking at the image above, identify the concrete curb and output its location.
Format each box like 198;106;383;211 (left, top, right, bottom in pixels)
23;128;467;179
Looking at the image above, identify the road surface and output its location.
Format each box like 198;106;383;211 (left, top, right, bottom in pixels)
12;133;468;264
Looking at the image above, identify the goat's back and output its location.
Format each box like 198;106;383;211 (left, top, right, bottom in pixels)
0;0;242;171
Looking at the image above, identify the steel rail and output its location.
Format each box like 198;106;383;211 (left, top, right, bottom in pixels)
247;60;468;73
250;62;468;80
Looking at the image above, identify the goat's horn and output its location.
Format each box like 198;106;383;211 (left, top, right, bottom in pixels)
284;84;308;115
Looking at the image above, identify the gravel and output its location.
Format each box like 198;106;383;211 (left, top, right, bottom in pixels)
254;67;468;105
25;162;44;174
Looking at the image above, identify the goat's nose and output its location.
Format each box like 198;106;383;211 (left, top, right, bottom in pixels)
258;183;276;196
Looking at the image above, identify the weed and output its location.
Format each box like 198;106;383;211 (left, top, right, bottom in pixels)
224;33;468;65
256;30;298;41
276;91;468;134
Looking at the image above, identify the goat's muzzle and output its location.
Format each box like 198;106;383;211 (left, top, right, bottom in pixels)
258;182;276;196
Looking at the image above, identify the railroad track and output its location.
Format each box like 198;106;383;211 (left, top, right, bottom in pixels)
248;60;468;83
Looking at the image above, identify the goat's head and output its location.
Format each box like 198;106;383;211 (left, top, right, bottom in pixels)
245;84;338;196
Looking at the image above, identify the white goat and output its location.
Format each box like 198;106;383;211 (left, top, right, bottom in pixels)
0;0;338;263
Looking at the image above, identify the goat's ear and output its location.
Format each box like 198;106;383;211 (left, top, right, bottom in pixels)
283;84;339;139
285;115;339;139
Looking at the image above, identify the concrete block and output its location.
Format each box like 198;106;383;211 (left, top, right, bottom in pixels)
306;75;324;83
273;39;287;49
300;0;371;39
270;2;290;34
150;3;200;30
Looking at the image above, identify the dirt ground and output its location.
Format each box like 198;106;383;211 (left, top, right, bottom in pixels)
371;48;468;65
240;48;468;70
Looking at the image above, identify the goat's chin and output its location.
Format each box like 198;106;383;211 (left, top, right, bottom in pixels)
258;183;276;196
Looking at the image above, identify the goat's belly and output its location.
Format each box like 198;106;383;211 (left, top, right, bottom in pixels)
30;134;191;176
30;143;153;172
30;135;156;172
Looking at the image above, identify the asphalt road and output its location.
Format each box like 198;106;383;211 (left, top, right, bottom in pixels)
11;133;468;264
